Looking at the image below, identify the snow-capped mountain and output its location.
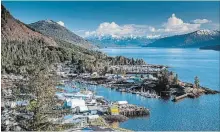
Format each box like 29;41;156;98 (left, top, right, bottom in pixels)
146;30;220;48
86;35;158;48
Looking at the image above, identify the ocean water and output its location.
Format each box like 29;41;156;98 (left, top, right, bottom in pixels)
95;47;220;131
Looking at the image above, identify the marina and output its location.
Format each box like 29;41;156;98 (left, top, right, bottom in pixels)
52;79;150;130
51;49;220;131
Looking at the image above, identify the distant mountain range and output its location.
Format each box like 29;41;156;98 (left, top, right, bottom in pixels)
145;30;220;48
86;36;157;48
87;30;220;48
29;20;95;49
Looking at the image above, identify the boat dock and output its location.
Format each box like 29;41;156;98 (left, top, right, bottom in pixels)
172;94;189;102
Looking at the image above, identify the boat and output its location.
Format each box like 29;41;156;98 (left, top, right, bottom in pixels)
140;90;160;98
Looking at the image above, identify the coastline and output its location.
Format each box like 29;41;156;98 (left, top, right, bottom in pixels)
2;57;219;131
1;47;218;131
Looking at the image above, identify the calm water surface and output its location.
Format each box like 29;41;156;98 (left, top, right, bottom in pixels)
95;48;220;131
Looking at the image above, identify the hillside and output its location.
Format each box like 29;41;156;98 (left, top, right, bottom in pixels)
146;30;220;48
1;5;145;75
1;5;57;46
29;20;95;49
1;4;70;74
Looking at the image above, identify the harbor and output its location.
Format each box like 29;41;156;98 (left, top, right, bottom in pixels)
49;60;220;130
2;59;218;131
48;51;220;131
51;79;150;131
56;61;219;102
2;48;220;131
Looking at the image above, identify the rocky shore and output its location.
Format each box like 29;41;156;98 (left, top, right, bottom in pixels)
103;115;129;122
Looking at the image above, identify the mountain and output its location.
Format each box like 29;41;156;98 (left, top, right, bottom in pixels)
87;35;157;48
1;5;145;74
200;45;220;51
146;30;220;48
1;5;57;46
1;4;68;74
29;20;95;49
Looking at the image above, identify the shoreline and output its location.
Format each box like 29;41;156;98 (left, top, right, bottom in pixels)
1;62;219;131
55;80;149;131
67;69;219;102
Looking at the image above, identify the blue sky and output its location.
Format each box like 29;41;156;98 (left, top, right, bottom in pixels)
3;1;219;38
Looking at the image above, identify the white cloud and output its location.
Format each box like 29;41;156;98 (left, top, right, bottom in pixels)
96;22;134;37
82;14;211;38
57;21;65;27
166;14;184;27
162;13;201;35
193;19;212;24
84;22;157;38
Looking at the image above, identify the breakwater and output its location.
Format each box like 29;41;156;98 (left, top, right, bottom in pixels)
119;104;149;117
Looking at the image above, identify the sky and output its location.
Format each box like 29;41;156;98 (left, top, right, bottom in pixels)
2;1;220;38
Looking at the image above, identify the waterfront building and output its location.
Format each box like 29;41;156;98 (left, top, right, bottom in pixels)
110;104;119;115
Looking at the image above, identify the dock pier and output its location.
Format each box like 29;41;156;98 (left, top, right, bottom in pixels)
172;94;189;102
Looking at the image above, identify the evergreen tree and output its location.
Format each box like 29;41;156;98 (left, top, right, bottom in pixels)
194;76;200;88
173;74;179;85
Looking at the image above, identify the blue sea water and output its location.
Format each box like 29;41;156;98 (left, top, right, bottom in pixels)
95;47;220;131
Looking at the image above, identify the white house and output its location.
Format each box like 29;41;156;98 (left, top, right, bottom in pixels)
66;98;86;108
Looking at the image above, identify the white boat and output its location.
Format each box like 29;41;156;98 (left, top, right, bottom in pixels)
140;90;160;98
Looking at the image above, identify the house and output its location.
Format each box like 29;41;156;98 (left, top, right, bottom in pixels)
65;98;86;108
63;98;89;112
86;99;97;105
87;106;103;115
109;104;119;115
78;106;89;112
117;101;128;105
16;100;28;106
88;115;99;120
61;115;87;125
